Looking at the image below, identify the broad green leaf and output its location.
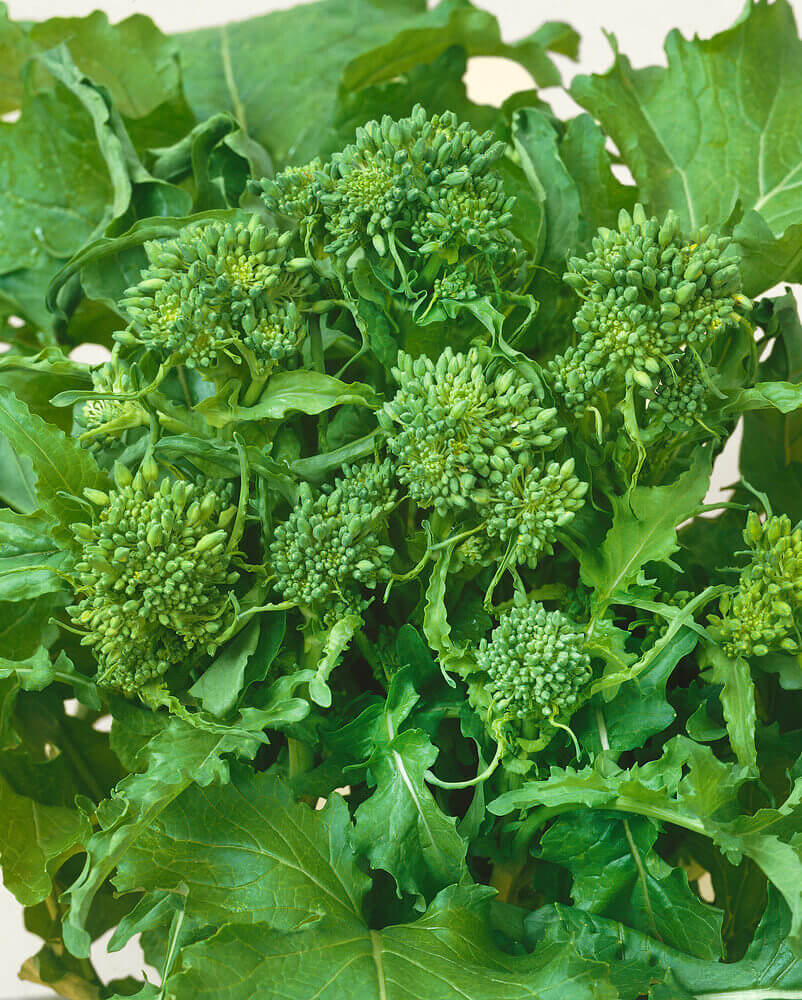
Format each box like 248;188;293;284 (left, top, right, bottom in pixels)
535;888;801;1000
0;509;71;601
29;12;180;120
558;113;636;248
703;644;758;777
0;648;99;711
62;718;260;958
0;3;34;114
726;379;802;415
18;942;103;1000
0;48;136;329
580;448;712;614
0;435;37;513
0;389;107;548
0;772;90;906
0;593;62;660
577;626;697;755
196;370;380;427
351;668;468;897
119;769;613;999
571;0;802;295
115;769;369;930
190;613;285;717
540;810;723;959
490;735;802;951
511;107;579;266
176;0;575;166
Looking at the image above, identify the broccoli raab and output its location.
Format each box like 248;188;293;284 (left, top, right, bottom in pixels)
5;11;802;989
710;512;802;659
67;457;243;695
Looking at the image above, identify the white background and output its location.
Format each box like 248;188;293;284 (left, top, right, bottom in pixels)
3;1;802;996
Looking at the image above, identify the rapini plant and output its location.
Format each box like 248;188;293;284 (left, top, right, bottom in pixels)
1;2;802;998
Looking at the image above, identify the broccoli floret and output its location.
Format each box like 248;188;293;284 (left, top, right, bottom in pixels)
650;350;710;429
709;512;802;658
269;459;397;623
76;360;147;444
119;216;316;378
475;602;591;734
484;458;588;569
379;346;585;571
257;105;516;302
549;204;752;417
68;456;241;696
380;346;565;517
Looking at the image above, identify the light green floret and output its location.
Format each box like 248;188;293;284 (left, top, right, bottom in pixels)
709;512;802;659
68;457;240;696
549;204;752;416
269;460;397;623
650;350;710;429
483;458;588;569
379;346;565;518
76;361;148;443
118;216;316;375
258;106;516;300
477;602;591;729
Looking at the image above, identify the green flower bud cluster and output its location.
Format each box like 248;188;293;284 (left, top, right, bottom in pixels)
380;347;585;568
119;216;316;375
650;350;709;428
76;361;147;441
710;512;802;658
258;105;515;299
476;602;591;725
380;346;567;517
260;158;323;228
483;458;588;568
68;457;240;695
432;267;478;303
269;459;397;622
548;204;751;416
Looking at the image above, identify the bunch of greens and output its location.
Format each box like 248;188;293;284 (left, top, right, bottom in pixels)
2;1;802;997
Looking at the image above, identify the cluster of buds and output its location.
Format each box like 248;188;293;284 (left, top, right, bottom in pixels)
380;346;584;570
548;205;752;417
476;602;591;730
68;456;240;695
710;512;802;659
269;460;397;623
257;105;516;302
118;216;316;378
76;361;148;445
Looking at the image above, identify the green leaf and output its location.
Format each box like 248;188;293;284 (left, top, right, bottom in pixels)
0;389;107;548
536;888;801;1000
0;48;137;329
347;667;469;898
62;717;262;958
571;0;802;295
116;768;613;999
29;11;180;120
0;509;71;601
511;107;579;266
491;735;802;951
580;449;712;615
176;0;574;166
540;809;723;959
725;378;802;415
0;648;100;711
190;614;286;717
578;626;697;755
196;370;380;428
703;644;759;777
0;771;90;906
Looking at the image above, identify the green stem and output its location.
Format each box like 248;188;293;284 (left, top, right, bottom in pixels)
288;737;314;779
242;374;268;407
425;737;504;790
